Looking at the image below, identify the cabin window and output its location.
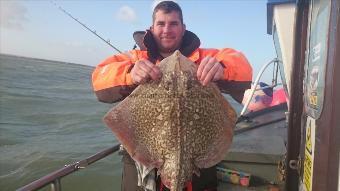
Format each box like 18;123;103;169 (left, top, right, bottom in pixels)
272;26;288;94
304;0;331;118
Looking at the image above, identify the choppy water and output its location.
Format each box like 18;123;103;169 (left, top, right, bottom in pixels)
0;54;242;191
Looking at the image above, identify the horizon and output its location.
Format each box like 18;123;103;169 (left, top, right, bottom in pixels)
0;52;94;68
0;0;277;82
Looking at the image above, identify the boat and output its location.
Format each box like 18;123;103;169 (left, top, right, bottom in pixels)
17;0;340;190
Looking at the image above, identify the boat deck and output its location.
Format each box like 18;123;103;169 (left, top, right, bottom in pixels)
217;104;287;191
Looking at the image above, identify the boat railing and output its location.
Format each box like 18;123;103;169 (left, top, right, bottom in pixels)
16;144;121;191
240;58;282;116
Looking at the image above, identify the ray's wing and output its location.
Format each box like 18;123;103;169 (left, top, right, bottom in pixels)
103;85;162;168
189;84;237;169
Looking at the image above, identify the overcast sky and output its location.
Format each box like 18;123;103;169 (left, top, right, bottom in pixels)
0;0;277;81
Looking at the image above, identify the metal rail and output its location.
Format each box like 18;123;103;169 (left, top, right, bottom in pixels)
17;144;120;191
240;58;280;116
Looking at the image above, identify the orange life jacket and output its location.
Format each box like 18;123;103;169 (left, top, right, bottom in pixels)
92;30;252;103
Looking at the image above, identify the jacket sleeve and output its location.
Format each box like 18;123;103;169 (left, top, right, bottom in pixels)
92;51;138;103
214;48;253;103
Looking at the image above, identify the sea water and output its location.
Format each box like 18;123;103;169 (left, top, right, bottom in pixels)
0;54;242;191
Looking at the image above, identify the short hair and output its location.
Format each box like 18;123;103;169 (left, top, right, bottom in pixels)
152;1;183;24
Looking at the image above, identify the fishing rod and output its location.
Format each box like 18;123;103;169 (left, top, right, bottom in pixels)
50;1;122;53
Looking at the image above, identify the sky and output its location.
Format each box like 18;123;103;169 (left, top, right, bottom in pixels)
0;0;277;81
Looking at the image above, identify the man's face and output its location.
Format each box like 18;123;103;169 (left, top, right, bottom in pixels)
151;10;186;53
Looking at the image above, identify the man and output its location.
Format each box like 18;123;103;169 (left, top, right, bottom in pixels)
92;1;252;190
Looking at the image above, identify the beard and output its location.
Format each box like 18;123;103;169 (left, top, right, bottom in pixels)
158;41;182;54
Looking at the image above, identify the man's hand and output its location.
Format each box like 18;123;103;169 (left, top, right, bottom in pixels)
197;56;224;86
131;59;161;84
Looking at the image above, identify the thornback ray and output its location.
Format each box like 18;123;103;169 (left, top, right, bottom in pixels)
103;50;237;191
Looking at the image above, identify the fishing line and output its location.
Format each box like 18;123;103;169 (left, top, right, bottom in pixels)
50;1;122;53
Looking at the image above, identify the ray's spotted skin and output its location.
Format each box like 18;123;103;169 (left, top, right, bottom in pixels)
103;51;237;191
